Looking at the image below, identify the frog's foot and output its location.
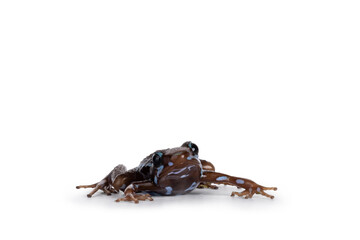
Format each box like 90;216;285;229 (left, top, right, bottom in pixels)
197;182;218;189
115;193;153;204
231;186;277;199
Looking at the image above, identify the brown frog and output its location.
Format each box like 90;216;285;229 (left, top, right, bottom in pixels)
76;141;277;203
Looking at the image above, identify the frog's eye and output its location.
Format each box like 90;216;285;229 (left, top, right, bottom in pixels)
152;152;163;167
181;141;199;155
188;142;199;155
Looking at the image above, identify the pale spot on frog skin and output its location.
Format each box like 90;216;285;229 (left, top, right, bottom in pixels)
187;155;199;161
257;187;261;192
156;165;164;177
236;179;245;184
216;176;228;181
203;165;213;170
168;166;194;176
185;182;198;192
168;162;174;166
154;176;158;184
165;186;173;195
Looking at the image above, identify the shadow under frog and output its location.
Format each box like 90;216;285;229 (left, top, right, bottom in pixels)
76;141;277;203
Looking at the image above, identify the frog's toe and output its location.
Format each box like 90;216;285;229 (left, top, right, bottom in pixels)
231;189;255;199
257;186;277;199
231;189;250;198
115;195;139;203
115;193;153;204
259;191;274;199
231;186;277;199
135;193;153;201
76;183;97;189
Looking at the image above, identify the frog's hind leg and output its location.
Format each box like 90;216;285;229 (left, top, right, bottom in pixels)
197;159;218;189
200;159;216;171
200;171;277;199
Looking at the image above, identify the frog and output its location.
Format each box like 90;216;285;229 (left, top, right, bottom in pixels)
76;141;277;203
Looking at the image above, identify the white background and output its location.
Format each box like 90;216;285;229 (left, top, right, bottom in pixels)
0;1;359;239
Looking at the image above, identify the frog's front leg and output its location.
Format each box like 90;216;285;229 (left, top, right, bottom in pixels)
201;171;277;199
76;164;127;198
115;180;158;204
76;179;116;197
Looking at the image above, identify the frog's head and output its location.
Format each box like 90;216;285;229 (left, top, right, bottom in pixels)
151;141;202;190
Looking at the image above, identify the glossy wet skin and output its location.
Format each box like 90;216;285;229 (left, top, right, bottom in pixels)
149;143;203;195
76;141;277;203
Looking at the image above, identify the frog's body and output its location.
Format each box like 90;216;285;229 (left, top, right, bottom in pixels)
76;141;277;203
